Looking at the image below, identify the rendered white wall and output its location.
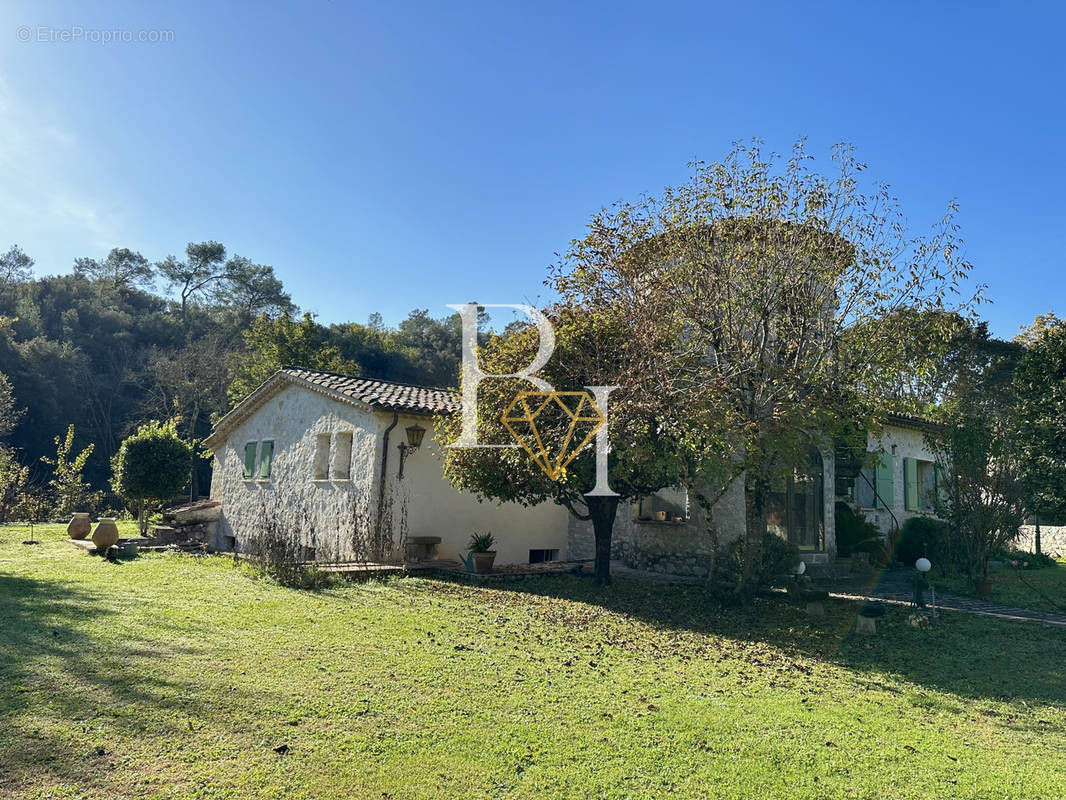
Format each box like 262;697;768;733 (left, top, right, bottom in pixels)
860;423;939;535
209;386;570;566
209;384;381;559
388;411;571;565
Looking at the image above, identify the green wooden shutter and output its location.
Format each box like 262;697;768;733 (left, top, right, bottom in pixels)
875;454;894;509
903;457;918;511
258;441;274;478
243;442;257;478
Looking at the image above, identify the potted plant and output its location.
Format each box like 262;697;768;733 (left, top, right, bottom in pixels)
467;531;496;574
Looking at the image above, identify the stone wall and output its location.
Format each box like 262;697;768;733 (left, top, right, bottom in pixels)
210;383;381;560
210;384;570;566
568;479;747;577
569;447;837;576
1015;525;1066;557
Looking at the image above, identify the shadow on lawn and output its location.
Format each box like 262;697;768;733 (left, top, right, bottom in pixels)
458;574;1066;707
0;572;265;793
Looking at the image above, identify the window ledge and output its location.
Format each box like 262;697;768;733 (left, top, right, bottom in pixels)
634;518;687;526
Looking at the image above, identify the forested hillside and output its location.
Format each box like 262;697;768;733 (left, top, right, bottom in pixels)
0;242;463;517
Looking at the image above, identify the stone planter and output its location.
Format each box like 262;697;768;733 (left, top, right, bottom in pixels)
472;551;496;574
91;518;120;550
857;602;885;634
67;513;91;540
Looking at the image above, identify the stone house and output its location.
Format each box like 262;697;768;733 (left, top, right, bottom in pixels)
568;415;942;578
842;413;945;538
569;446;835;577
203;368;569;565
205;367;928;572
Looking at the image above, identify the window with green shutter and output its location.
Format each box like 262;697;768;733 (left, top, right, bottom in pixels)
903;457;919;511
243;442;258;479
258;440;274;479
934;463;950;511
874;453;894;510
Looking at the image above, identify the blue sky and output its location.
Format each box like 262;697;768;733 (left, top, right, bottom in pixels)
1;1;1063;338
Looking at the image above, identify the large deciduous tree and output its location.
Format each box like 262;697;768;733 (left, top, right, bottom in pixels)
439;307;684;584
925;321;1026;582
1013;315;1066;543
552;140;978;595
146;335;232;501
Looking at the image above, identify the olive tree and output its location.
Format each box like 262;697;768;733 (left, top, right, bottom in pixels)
551;140;978;596
111;420;192;534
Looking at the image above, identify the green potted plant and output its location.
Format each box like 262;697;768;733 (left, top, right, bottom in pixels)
467;531;496;574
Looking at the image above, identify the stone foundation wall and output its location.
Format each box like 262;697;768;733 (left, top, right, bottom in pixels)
1014;525;1066;557
567;452;840;575
567;480;746;575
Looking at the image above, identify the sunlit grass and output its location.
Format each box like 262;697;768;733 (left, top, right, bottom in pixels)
938;559;1066;612
2;523;1065;799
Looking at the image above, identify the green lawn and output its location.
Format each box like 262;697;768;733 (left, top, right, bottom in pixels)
937;559;1066;613
2;524;1065;800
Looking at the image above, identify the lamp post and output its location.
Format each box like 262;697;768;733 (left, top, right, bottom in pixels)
397;423;426;479
913;557;932;607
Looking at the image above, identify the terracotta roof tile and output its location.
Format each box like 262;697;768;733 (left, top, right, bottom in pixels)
203;368;459;450
281;367;460;414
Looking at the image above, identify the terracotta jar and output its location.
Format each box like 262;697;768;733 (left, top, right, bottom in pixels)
67;513;92;540
92;518;120;550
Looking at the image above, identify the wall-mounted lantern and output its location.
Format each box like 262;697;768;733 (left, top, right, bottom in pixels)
397;423;426;479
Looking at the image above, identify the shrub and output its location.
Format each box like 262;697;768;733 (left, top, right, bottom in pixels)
42;424;103;517
0;445;29;523
835;502;888;564
111;421;192;534
245;500;334;590
895;516;953;567
720;531;800;587
991;547;1057;569
468;531;496;553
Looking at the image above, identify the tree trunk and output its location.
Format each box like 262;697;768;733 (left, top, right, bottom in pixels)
1035;516;1042;555
138;501;148;536
739;471;769;603
188;405;200;502
587;495;619;586
704;519;720;587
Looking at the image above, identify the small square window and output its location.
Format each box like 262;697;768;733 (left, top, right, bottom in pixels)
313;433;331;479
334;432;353;480
529;548;559;564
